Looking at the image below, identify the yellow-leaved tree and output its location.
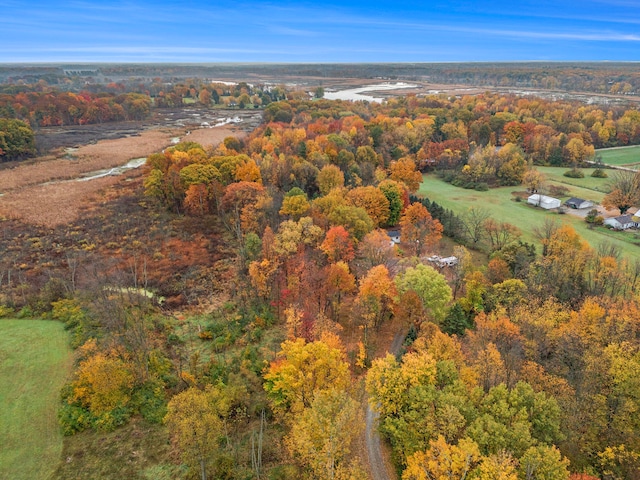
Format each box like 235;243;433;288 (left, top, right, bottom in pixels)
402;436;481;480
164;384;240;480
286;389;363;479
263;334;350;417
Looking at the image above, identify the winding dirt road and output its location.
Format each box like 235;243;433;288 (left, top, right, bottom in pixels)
365;331;405;480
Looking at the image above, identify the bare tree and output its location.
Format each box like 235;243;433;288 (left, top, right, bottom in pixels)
460;207;491;247
602;170;640;214
533;218;559;257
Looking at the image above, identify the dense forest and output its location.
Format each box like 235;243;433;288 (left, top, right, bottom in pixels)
3;92;640;479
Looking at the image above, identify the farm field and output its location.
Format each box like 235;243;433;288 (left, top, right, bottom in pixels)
597;145;640;168
419;173;640;262
0;319;72;480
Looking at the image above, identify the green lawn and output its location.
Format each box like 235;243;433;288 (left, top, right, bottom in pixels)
0;319;72;480
597;145;640;168
419;173;640;262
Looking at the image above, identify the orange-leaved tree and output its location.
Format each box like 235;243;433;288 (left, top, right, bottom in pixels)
399;202;443;256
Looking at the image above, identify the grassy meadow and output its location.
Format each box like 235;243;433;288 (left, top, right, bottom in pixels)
419;170;640;262
0;319;72;480
598;145;640;168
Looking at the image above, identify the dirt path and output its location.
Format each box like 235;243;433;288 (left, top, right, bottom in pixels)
365;330;405;480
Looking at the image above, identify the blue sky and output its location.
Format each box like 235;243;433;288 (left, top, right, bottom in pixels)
2;0;640;62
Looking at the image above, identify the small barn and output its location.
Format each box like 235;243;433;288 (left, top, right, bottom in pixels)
604;215;637;230
527;194;561;210
565;197;594;209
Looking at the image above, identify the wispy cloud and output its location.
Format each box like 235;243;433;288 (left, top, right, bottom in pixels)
268;26;319;37
2;0;640;62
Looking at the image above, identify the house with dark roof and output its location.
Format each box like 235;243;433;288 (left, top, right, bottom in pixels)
387;230;401;245
565;197;594;209
604;215;638;230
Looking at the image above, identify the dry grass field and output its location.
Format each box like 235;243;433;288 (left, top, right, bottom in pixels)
0;125;238;227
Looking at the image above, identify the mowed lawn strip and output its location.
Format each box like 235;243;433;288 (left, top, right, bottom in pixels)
419;174;640;262
597;145;640;168
0;319;72;480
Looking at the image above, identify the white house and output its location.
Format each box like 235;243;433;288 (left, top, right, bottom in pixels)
426;255;459;267
604;215;638;230
527;194;561;210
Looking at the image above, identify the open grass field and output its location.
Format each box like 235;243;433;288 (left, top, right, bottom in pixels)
536;167;611;195
0;319;72;480
419;172;640;262
597;145;640;168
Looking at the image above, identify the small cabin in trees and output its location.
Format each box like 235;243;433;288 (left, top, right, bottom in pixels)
527;194;561;210
387;230;401;245
604;215;638;230
565;197;594;209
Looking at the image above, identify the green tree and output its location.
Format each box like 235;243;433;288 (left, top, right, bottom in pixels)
378;179;405;227
518;445;570;480
395;263;453;323
442;302;472;336
467;382;563;458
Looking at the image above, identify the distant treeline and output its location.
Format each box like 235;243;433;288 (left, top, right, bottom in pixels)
0;81;282;128
2;63;640;96
0;91;152;127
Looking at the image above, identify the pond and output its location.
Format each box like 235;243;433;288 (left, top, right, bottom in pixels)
323;82;417;102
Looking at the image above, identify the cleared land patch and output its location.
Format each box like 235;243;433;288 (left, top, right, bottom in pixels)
0;319;72;480
419;172;640;261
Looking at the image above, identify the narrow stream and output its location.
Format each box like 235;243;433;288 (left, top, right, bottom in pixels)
76;157;147;182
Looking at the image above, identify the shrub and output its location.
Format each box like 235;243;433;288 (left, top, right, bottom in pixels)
474;182;489;191
548;185;570;197
591;168;608;178
585;209;600;224
131;380;167;424
0;304;14;318
58;402;93;436
440;172;456;183
564;168;585;178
